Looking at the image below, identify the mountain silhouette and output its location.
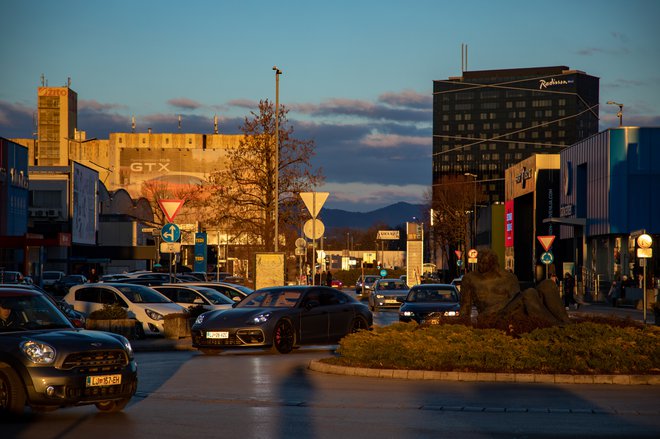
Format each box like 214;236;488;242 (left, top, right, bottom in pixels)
319;202;425;230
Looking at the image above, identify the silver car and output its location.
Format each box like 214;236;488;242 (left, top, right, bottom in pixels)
368;278;409;311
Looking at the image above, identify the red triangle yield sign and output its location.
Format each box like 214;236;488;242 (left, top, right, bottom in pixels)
537;235;555;252
158;199;184;223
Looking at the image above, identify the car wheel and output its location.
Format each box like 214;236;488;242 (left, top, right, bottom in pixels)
95;397;131;413
350;316;369;333
271;319;295;354
0;363;26;416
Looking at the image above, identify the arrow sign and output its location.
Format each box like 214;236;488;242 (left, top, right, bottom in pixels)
537;235;555;252
300;192;329;218
158;199;184;223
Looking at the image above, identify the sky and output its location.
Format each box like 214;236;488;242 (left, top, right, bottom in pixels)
1;0;659;212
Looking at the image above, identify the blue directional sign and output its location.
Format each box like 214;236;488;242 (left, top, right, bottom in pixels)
380;269;388;277
161;223;180;243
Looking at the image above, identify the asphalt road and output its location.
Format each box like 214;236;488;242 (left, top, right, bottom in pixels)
5;349;660;439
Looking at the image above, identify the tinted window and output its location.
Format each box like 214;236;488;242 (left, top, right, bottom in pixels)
408;287;458;302
238;289;302;308
75;287;100;303
115;284;171;303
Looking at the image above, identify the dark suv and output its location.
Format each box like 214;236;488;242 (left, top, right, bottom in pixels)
0;288;137;415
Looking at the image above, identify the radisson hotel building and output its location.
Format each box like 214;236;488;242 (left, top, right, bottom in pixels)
432;66;600;203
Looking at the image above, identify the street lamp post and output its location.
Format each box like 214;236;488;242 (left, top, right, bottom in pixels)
273;66;282;252
464;173;477;250
606;101;624;127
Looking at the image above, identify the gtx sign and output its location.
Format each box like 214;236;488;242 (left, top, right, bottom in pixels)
129;162;171;172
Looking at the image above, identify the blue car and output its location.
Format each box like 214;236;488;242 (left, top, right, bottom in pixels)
398;284;461;324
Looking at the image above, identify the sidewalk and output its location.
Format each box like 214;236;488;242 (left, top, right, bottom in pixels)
131;336;193;352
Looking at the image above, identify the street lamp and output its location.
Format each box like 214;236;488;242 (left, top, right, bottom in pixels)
464;173;477;249
273;66;282;252
606;101;624;127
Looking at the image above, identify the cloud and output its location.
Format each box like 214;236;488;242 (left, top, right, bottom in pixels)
79;99;126;112
228;99;259;109
361;133;429;148
290;98;430;123
0;100;35;137
602;78;647;89
167;97;203;110
317;181;427;211
378;89;432;109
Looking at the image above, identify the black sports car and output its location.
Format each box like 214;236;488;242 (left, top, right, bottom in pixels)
191;285;372;354
0;288;137;415
398;284;461;324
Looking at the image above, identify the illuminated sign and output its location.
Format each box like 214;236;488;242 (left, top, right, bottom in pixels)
515;167;533;188
505;200;514;247
38;87;69;96
538;78;574;89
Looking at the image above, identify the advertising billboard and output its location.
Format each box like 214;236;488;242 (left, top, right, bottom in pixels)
71;162;98;245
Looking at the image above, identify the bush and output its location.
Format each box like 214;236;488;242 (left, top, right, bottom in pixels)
328;321;660;375
88;304;129;320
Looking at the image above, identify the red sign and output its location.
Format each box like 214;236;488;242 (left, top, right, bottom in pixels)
537;235;555;252
504;200;514;248
58;233;72;247
454;250;462;259
158;199;185;223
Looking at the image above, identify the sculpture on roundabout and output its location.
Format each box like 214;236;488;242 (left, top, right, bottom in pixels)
460;248;569;327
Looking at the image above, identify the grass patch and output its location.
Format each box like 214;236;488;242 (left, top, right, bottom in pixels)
327;320;660;375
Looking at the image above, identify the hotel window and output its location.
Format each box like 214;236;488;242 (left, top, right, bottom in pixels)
544;131;552;138
559;99;566;106
489;144;497;150
506;101;513;109
480;91;499;99
518;111;526;118
531;132;539;139
442;115;449;121
558;130;565;137
456;154;464;161
483;123;491;130
505;153;511;160
480;144;487;151
518;132;526;139
467;123;474;130
464;114;472;120
508;143;516;150
455;114;463;121
458;124;465;130
558;109;565;116
509;111;517;118
515;122;523;128
515;101;526;108
490;113;497;119
456;103;473;110
480;113;488;120
544;110;552;117
442;155;449;162
442;105;449;111
506;122;513;129
466;154;473;160
482;102;498;109
492;123;500;129
515;153;522;159
483;154;491;160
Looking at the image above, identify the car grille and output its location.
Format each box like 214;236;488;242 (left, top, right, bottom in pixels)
61;350;129;373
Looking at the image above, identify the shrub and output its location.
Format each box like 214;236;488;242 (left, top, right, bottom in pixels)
329;321;660;375
88;304;129;320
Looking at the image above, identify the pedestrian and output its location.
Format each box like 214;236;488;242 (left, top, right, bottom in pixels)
563;272;576;309
326;271;333;286
88;268;99;283
607;279;621;307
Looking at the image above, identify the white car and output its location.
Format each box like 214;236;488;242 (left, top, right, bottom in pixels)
150;284;234;311
64;283;186;335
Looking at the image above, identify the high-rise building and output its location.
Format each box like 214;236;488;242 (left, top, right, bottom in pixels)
432;66;599;203
36;86;78;166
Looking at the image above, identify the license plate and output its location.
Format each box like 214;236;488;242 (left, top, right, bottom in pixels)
385;299;399;304
86;374;122;387
207;331;229;339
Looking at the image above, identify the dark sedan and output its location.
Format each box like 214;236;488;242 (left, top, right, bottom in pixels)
52;274;88;297
0;289;137;415
398;284;461;324
192;285;372;354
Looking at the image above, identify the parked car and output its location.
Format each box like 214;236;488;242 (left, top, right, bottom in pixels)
0;271;24;284
64;283;186;336
151;284;234;311
450;276;463;293
355;275;381;296
52;274;87;297
182;282;252;302
398;283;461;324
99;274;131;282
368;278;409;311
0;288;137;415
124;272;179;283
192;285;372;354
41;270;66;290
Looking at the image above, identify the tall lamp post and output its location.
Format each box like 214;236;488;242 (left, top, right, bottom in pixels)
606;101;624;127
464;173;477;249
273;66;282;252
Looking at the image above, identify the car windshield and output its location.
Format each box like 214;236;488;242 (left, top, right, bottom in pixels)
223;284;252;295
43;272;62;280
407;288;458;303
62;275;83;282
115;284;172;303
238;289;303;308
378;281;407;290
195;287;234;305
0;293;73;332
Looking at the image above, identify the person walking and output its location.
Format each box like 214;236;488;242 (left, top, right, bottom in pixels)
563;272;576;310
326;271;333;287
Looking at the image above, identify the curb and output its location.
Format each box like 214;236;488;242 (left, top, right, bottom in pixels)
308;360;660;385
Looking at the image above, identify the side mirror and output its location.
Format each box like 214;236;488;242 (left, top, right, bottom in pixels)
232;296;242;302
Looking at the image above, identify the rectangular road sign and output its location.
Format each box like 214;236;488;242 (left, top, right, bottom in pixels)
377;230;400;240
160;242;181;253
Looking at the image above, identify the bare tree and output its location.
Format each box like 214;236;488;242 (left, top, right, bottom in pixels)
209;99;323;252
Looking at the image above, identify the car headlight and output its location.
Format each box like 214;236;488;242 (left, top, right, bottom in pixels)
145;309;164;321
376;294;384;299
116;335;134;360
194;314;206;325
20;340;56;364
400;311;415;317
250;313;271;324
443;310;460;317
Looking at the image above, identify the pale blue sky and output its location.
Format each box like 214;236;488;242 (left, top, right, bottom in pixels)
2;0;659;211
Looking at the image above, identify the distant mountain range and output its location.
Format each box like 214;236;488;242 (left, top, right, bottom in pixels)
320;202;426;230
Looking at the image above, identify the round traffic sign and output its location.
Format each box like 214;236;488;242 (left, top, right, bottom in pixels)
295;237;307;249
637;234;653;249
380;269;387;277
161;223;181;243
540;251;554;265
457;260;463;267
303;219;325;240
468;249;478;259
